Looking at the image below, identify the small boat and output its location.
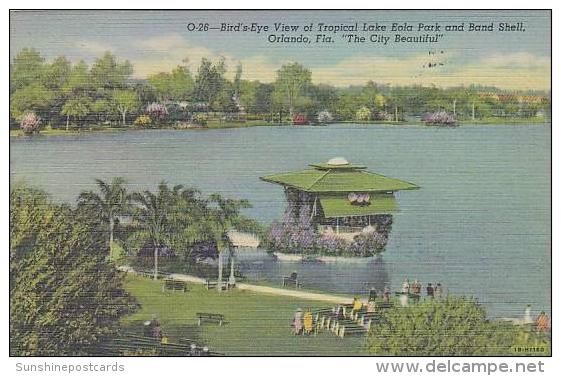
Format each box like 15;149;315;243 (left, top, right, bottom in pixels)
272;252;303;262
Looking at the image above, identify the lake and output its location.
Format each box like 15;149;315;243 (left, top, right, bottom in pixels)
10;123;551;318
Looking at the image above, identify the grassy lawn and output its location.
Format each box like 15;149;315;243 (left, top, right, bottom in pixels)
458;116;549;124
123;275;368;356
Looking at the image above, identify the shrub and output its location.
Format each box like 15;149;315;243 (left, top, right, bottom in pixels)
191;113;208;127
317;110;333;124
367;296;550;356
422;111;456;125
19;113;41;134
356;106;372;121
146;103;168;122
266;197;391;257
134;115;152;128
373;110;393;121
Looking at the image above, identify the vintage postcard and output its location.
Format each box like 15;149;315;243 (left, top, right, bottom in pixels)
9;9;551;359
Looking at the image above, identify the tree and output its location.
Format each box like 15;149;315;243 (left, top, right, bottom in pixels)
367;296;550;356
10;83;55;120
91;99;112;124
112;90;139;126
43;56;71;90
77;178;131;260
273;62;312;116
129;183;186;279
148;65;194;102
63;60;92;95
90;52;133;89
356;106;372;121
61;95;92;130
10;184;137;355
198;194;251;292
194;57;226;106
10;48;45;91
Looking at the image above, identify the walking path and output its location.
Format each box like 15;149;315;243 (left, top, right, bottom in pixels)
119;266;353;304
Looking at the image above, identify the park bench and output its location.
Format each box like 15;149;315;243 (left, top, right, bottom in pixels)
162;278;187;293
378;301;394;309
337;323;367;338
136;269;171;280
282;272;302;288
205;280;233;290
196;312;225;326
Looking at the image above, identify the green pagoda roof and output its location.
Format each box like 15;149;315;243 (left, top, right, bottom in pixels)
260;158;419;193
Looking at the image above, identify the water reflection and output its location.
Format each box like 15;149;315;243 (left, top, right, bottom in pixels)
234;249;390;295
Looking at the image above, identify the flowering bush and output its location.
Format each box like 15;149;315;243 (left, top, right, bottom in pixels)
316;233;347;256
191;113;208;126
146;103;168;122
134;115;152;127
265;191;393;257
373;110;393;121
422;111;456;125
20;113;41;134
356;107;372;121
347;231;388;257
317;110;333;124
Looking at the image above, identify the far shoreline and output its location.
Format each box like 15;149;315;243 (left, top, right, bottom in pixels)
9;117;550;138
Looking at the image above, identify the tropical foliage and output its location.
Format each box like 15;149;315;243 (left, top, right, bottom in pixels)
367;296;550;356
10;184;138;356
77;177;131;260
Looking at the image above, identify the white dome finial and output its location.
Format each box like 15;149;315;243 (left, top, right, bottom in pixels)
327;157;349;166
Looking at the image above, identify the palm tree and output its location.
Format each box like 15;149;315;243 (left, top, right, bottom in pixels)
78;177;130;260
130;182;193;279
202;194;251;292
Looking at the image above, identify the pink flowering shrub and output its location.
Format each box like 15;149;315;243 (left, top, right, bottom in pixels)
422;111;456;125
20;113;41;134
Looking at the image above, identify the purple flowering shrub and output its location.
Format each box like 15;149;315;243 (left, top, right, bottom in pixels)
266;191;393;257
267;196;316;253
422;111;456;125
20;113;41;134
146;103;168;122
347;231;388;257
316;233;347;256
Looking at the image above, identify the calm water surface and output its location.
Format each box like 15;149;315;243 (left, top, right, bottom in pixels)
10;123;551;318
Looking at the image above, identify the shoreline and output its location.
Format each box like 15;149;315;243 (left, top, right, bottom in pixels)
120;266;535;323
10;117;549;138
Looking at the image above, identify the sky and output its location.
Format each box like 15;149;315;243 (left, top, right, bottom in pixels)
10;10;551;90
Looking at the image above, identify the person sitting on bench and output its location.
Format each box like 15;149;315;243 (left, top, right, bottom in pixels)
351;297;363;315
152;324;162;341
292;308;303;335
367;299;377;313
303;309;313;335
